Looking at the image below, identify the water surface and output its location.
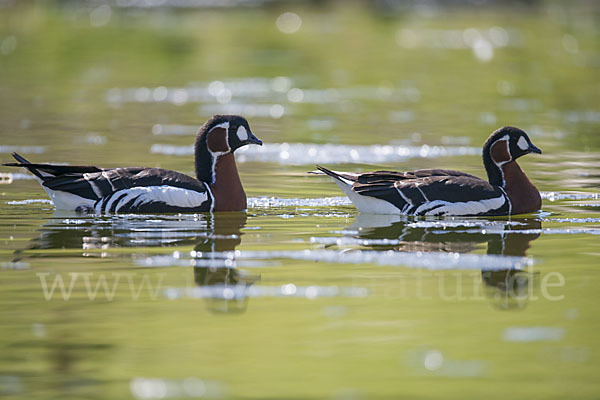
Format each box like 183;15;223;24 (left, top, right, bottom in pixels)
1;2;599;399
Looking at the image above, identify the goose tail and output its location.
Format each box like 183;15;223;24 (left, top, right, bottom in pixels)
3;152;48;181
315;165;356;186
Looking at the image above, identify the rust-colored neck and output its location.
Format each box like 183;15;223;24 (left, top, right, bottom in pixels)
211;153;246;211
502;161;541;214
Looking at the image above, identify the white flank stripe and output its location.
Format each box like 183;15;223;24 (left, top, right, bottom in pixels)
414;196;506;216
110;191;136;212
108;186;209;211
104;191;127;212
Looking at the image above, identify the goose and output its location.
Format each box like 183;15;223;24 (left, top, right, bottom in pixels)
316;126;542;216
3;115;262;213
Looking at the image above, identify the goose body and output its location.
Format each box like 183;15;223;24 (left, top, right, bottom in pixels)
3;115;262;213
318;126;542;216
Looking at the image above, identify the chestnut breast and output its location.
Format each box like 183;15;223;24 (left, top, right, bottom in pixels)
502;161;541;214
211;153;247;212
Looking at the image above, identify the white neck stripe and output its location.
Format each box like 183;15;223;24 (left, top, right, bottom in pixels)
491;137;511;186
207;123;230;185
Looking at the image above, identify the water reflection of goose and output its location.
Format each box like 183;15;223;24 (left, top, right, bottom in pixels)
16;211;214;254
15;210;259;313
350;214;540;309
481;220;540;310
16;210;254;253
351;214;540;253
191;212;259;313
193;263;259;314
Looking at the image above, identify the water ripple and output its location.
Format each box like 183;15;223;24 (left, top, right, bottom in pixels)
130;376;222;400
309;236;402;246
164;284;369;300
151;142;481;165
0;172;38;183
544;217;600;224
107;79;420;108
248;196;351;208
137;249;532;271
0;145;45;154
459;227;600;235
406;220;528;229
542;192;600;201
5;199;53;205
503;327;565;342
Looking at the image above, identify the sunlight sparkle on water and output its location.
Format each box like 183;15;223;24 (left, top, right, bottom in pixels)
138;249;532;271
247;196;351;208
151;142;480;165
0;145;45;154
276;12;302;34
424;350;444;371
130;377;221;399
503;327;565;342
163;284;368;300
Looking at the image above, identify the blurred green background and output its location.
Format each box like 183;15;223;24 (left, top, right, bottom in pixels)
1;1;599;399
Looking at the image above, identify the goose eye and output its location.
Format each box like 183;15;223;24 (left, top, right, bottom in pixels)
516;136;529;151
236;125;248;141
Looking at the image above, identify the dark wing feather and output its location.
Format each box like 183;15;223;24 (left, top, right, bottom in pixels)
5;153;211;213
353;170;507;216
13;163;103;175
315;166;359;182
356;169;480;184
353;169;489;200
42;167;208;200
416;175;500;203
3;152;102;181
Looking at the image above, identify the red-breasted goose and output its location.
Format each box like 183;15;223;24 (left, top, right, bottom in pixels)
317;126;542;216
3;115;262;213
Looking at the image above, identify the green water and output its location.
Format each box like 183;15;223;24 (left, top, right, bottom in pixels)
1;2;600;399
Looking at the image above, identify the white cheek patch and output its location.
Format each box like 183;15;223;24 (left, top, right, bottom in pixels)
517;136;529;151
236;125;248;141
